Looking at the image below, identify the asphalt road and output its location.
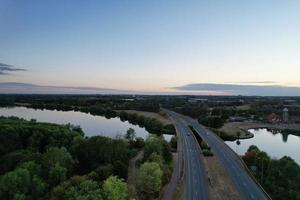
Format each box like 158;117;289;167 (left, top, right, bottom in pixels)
166;110;209;200
162;131;182;200
172;111;269;200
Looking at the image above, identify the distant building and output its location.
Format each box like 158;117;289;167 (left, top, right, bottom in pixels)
188;98;208;103
283;108;289;123
121;98;135;101
267;113;280;124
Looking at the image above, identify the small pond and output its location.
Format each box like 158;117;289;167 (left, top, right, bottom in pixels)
225;128;300;164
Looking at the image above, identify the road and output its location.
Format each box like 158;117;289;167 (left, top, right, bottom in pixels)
166;110;209;200
162;128;182;200
171;111;269;200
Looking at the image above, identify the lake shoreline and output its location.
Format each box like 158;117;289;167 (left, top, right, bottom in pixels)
225;127;300;165
220;121;300;140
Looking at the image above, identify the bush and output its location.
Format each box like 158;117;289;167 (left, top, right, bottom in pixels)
162;124;176;135
202;149;213;157
200;141;210;150
170;136;177;150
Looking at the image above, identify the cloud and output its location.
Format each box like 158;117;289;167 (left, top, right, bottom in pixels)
0;63;27;75
236;81;276;84
173;83;300;96
0;82;130;94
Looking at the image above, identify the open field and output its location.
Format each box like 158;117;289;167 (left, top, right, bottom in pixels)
219;122;254;139
235;104;251;110
203;156;241;200
119;110;171;125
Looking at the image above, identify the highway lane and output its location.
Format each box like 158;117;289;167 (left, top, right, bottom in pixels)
173;112;269;200
167;111;209;200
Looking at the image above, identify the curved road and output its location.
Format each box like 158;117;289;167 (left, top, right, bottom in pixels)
167;110;209;200
173;111;269;200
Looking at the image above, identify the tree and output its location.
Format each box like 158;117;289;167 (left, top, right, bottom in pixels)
113;160;128;180
0;165;47;200
170;136;177;150
198;116;224;129
65;180;104;200
51;177;104;200
133;137;145;149
264;156;300;200
248;145;260;153
144;136;162;161
161;140;172;164
103;176;128;200
71;135;129;175
90;164;114;182
42;147;73;175
0;168;31;199
125;128;136;141
137;162;162;199
147;153;163;167
49;163;67;187
242;146;300;200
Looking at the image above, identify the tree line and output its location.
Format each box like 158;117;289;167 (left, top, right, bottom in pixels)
243;145;300;200
0;116;174;200
0;117;136;199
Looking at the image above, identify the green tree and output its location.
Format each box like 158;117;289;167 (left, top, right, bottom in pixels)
103;176;128;200
161;140;172;164
66;180;104;200
137;162;162;199
42;147;73;175
89;164;114;182
169;136;177;150
125;128;136;141
0;168;31;199
144;136;162;161
147;153;163;167
51;176;104;200
0;165;47;200
198;116;224;129
19;161;42;177
49;163;67;187
133;137;145;149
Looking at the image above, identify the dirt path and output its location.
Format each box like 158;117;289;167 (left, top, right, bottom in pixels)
127;150;144;198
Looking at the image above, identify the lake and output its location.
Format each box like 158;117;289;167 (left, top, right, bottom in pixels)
0;107;171;141
226;128;300;164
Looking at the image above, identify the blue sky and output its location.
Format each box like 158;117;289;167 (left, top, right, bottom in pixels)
1;0;300;95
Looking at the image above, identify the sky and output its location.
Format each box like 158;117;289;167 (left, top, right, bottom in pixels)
0;0;300;95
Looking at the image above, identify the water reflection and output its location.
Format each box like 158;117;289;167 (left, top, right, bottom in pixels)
0;107;150;139
266;128;291;143
226;128;300;164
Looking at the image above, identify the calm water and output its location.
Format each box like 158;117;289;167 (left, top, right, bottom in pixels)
0;106;161;140
226;128;300;164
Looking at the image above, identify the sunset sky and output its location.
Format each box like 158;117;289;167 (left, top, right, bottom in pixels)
1;1;300;95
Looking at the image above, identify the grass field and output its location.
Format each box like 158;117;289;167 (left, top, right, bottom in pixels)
119;110;171;125
204;156;241;200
